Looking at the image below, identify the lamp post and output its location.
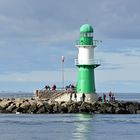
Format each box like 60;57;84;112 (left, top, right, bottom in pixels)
61;56;65;90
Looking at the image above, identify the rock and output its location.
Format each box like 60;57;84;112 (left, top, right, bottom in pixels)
15;99;24;107
0;98;139;114
75;101;82;106
126;104;136;114
115;107;130;114
136;110;140;114
20;101;30;110
0;106;3;112
60;101;66;105
132;102;139;110
59;104;68;113
6;103;16;112
15;102;21;108
125;101;134;106
99;103;115;114
79;102;92;113
53;103;59;113
28;101;37;113
0;100;12;109
98;106;106;114
36;106;46;114
15;100;31;113
137;103;140;110
43;102;53;113
37;101;44;108
106;106;115;114
66;102;79;113
16;107;24;113
91;102;101;111
68;105;79;113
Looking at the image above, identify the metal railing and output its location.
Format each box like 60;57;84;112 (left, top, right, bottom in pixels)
76;40;101;46
75;59;101;65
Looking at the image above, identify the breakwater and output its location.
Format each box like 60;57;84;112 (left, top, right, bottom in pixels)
0;98;140;114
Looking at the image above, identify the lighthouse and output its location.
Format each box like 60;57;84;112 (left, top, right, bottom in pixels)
75;24;100;102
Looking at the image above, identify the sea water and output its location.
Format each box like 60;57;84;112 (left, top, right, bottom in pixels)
0;114;140;140
0;93;140;140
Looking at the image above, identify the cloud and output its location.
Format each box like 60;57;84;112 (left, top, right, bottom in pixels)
99;62;122;70
96;51;140;81
0;68;77;82
0;0;140;42
95;0;140;39
96;39;140;55
96;80;140;93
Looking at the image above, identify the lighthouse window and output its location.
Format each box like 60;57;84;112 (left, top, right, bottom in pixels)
87;33;93;37
80;33;93;37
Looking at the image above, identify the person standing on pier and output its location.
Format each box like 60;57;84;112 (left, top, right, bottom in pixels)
74;93;77;101
82;93;86;102
70;93;72;101
109;91;112;102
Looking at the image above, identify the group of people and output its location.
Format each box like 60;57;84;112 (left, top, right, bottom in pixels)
44;84;116;103
44;84;76;91
98;91;116;102
65;84;76;91
69;93;86;102
45;85;56;91
70;92;77;101
109;91;115;102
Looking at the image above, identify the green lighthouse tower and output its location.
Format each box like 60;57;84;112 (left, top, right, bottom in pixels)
75;24;100;102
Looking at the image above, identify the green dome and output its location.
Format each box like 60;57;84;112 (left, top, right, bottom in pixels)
80;24;93;33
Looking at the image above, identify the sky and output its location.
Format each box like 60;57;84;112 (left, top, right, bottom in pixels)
0;0;140;93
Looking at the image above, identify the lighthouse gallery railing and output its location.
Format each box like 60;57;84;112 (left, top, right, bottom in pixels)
75;59;101;65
